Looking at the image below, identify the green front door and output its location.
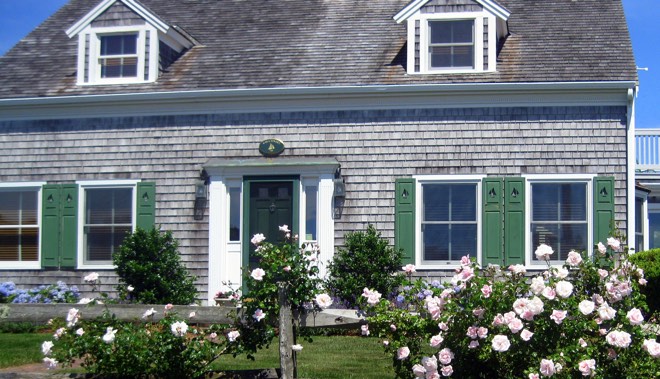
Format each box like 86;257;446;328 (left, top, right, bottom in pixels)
243;177;299;269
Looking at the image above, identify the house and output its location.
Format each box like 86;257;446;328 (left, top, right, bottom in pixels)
0;0;638;304
635;129;660;252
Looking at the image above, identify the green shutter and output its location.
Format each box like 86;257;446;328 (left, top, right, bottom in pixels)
41;184;78;269
136;182;156;230
59;184;78;268
395;178;416;265
593;176;614;246
41;185;61;268
482;178;503;266
504;177;525;265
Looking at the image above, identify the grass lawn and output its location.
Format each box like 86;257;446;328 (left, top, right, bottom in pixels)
212;335;396;378
0;333;51;368
0;333;395;378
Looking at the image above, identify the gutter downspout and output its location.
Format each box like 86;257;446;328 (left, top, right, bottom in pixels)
627;87;637;251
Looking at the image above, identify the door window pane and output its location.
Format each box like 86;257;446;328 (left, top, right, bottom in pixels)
0;189;39;262
650;211;660;249
421;183;477;262
635;197;644;252
229;187;240;242
84;187;133;263
305;186;318;241
531;183;587;263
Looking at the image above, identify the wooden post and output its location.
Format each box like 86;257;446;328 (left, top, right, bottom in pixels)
278;282;295;379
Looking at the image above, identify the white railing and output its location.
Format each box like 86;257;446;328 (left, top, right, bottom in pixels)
636;129;660;171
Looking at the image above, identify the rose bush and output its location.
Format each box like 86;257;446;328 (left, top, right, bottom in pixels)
43;304;236;377
360;240;659;378
230;226;332;357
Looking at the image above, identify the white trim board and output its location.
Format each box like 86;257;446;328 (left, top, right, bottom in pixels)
0;82;636;121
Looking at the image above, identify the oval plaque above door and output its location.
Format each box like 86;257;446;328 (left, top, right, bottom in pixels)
259;139;285;157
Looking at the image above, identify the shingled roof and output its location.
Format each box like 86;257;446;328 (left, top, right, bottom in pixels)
0;0;637;100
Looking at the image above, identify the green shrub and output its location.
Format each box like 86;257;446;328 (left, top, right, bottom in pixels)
113;227;198;305
326;225;404;308
629;248;660;315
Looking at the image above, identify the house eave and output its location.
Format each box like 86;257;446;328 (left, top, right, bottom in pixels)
0;81;637;121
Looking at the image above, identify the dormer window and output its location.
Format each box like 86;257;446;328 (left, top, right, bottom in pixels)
394;0;510;75
66;0;194;86
99;33;138;79
429;20;475;70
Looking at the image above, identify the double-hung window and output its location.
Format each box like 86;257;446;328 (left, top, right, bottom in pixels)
0;186;40;267
530;182;588;264
98;34;138;79
429;20;475;69
420;181;479;265
81;184;135;266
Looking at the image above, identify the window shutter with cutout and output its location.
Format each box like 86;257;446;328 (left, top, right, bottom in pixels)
482;178;503;266
41;184;78;269
136;181;156;230
593;176;614;246
504;177;525;265
395;178;416;265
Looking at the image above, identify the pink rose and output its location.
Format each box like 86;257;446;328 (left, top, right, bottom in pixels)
481;285;492;298
473;308;485;319
492;314;505;327
468;340;480;349
250;233;266;246
492;335;511;352
626;308;644;325
438;322;449;331
539;359;555;377
477;327;488;339
460;255;471;266
529;374;540;379
402;264;416;274
438;348;454;365
441;365;453;377
555;281;574;298
606;330;632;348
390;323;397;332
542;287;556;300
597;269;609;279
283;265;291;272
550;310;567;324
250;268;266;281
430;334;444;347
508;318;524;333
566;250;583;266
642;339;660;358
578;359;595;376
466;326;478;339
412;364;426;378
597;242;607;255
520;329;534;342
607;237;621;252
397;346;410;360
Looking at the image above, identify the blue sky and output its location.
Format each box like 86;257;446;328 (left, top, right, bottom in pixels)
0;0;658;128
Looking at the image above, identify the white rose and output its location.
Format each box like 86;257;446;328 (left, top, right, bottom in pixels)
555;281;574;298
578;300;595;315
492;335;511;352
535;244;554;261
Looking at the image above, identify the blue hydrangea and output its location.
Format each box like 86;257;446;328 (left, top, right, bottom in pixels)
396;294;405;303
430;280;443;288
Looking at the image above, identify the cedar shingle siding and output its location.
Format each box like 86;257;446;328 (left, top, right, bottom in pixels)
0;105;628;294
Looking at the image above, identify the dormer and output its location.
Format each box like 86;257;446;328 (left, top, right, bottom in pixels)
394;0;510;75
66;0;195;85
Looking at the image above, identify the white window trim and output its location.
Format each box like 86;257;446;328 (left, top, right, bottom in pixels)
79;25;156;85
414;175;484;269
76;180;140;269
524;175;594;268
634;190;648;253
409;12;486;75
0;182;45;270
